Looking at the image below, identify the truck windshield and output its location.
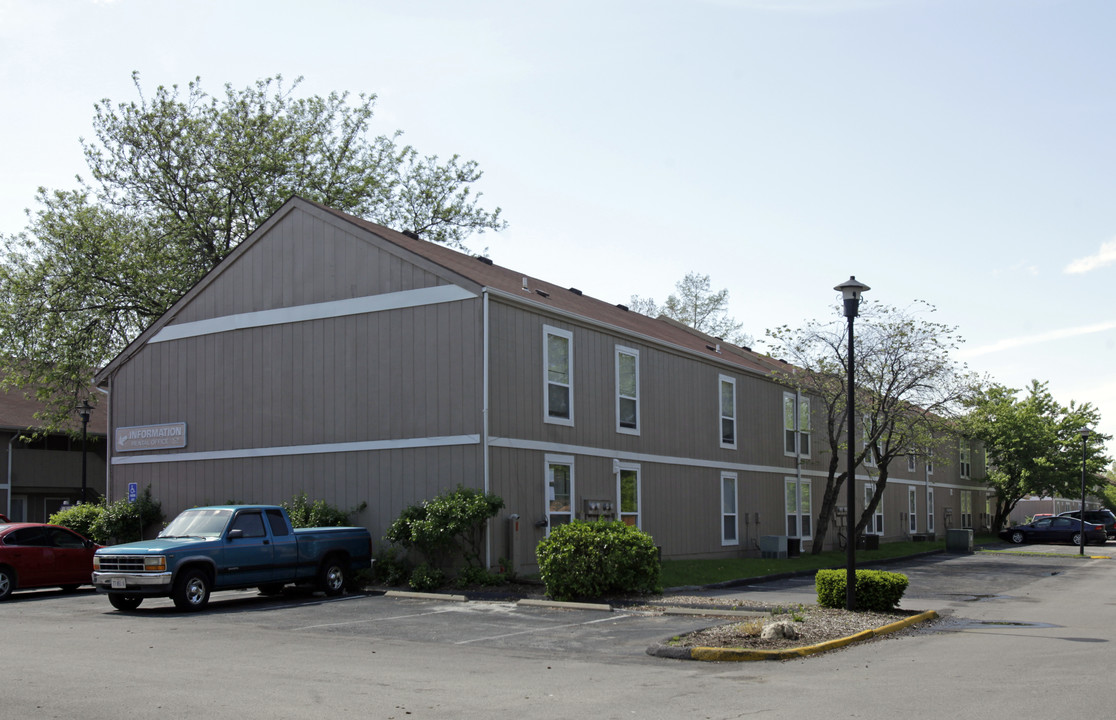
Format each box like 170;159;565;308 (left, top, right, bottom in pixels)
159;508;234;538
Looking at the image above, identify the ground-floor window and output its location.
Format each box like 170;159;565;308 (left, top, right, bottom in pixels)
10;495;27;522
545;455;575;534
927;487;935;533
785;478;812;539
722;473;738;546
617;463;640;527
961;491;973;529
864;483;884;535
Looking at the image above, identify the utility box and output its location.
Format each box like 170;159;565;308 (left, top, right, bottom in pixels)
582;499;615;521
760;535;788;559
787;537;801;558
946;528;973;553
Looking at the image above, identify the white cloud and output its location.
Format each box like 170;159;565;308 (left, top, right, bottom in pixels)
958;320;1116;359
1064;238;1116;275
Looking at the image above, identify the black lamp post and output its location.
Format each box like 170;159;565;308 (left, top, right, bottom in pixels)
77;399;92;504
835;276;870;611
1079;427;1092;556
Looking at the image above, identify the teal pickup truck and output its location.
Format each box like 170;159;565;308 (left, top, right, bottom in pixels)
92;505;372;612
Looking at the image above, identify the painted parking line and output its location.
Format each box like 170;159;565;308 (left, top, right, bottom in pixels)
454;613;634;645
292;606;459;631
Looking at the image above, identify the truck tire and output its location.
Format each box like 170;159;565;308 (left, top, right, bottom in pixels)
173;568;212;611
318;556;347;596
109;594;143;611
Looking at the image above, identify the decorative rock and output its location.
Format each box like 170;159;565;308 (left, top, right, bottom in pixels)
761;620;799;640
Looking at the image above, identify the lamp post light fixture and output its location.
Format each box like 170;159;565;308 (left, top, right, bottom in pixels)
1079;427;1092;557
835;276;870;611
77;399;93;504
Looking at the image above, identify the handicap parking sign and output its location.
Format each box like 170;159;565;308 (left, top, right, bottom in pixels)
128;482;138;503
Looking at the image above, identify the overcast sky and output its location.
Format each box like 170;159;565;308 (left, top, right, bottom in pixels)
2;0;1114;446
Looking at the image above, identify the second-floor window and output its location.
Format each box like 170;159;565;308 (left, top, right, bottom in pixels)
959;443;971;478
784;392;810;457
616;346;639;434
544;326;573;425
720;376;737;449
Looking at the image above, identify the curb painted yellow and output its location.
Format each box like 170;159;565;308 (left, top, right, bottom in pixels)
679;610;939;662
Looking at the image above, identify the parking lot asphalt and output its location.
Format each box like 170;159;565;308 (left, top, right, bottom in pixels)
5;542;1115;719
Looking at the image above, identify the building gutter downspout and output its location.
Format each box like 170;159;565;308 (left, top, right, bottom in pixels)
5;434;15;520
97;384;111;503
482;288;492;568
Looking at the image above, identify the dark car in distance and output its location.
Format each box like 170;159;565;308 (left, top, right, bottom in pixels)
1058;509;1116;539
999;516;1107;547
0;523;101;600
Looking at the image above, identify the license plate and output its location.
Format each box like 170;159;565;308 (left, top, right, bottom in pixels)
110;577;127;590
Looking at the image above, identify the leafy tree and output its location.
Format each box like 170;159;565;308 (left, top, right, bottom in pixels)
962;381;1110;530
384;485;504;570
767;301;974;553
0;73;506;431
630;272;753;347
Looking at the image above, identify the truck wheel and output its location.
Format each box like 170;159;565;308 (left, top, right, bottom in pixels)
318;556;347;596
0;567;15;601
109;594;143;611
173;568;212;611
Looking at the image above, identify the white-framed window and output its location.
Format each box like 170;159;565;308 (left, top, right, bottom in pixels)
908;487;918;533
544;326;574;426
785;477;812;539
721;472;739;546
907;454;917;473
719;375;737;449
616;346;640;435
959;443;971;478
783;392;811;457
617;463;640;528
864;483;884;535
545;455;575;533
862;418;876;467
961;491;973;529
926;450;934;475
927;486;935;533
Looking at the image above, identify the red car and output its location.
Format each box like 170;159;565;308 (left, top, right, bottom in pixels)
0;523;100;600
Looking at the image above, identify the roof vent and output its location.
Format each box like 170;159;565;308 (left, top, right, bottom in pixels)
476;255;493;266
616;304;629;312
779;359;788;364
568;287;582;296
536;289;550;298
522;277;529;291
705;344;722;354
402;230;420;240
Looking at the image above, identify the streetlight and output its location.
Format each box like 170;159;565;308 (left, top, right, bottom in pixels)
835;276;870;610
1079;427;1092;557
77;399;92;504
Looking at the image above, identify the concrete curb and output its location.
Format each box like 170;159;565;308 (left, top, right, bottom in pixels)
646;609;939;662
385;590;469;602
519;598;612;611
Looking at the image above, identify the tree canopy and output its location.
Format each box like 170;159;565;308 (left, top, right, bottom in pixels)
630;272;753;346
962;380;1110;530
0;73;506;431
767;301;975;552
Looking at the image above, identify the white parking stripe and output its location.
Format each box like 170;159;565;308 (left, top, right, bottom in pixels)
454;613;633;645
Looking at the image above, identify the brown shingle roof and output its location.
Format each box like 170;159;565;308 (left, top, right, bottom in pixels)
0;387;107;435
309;199;783;379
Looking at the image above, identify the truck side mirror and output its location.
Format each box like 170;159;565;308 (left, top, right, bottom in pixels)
228;529;244;540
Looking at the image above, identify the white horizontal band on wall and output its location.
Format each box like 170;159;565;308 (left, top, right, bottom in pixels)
110;434;481;465
150;285;478;343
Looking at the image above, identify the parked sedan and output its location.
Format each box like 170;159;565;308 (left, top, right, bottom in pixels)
0;523;100;600
999;516;1107;546
1058;509;1116;539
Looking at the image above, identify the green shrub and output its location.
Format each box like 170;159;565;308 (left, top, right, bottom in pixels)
455;566;505;588
372;545;411;586
48;486;163;545
48;502;102;540
815;569;909;612
282;492;367;528
408;563;446;592
536;520;662;601
385;485;504;569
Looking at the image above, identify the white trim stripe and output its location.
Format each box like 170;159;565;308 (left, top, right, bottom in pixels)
110;434;480;465
151;285;477;343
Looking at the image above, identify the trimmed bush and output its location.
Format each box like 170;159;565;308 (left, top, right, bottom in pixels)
385;485;504;569
536;520;662;601
815;569;909;612
282;492;367;528
48;486;163;545
408;563;446;592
